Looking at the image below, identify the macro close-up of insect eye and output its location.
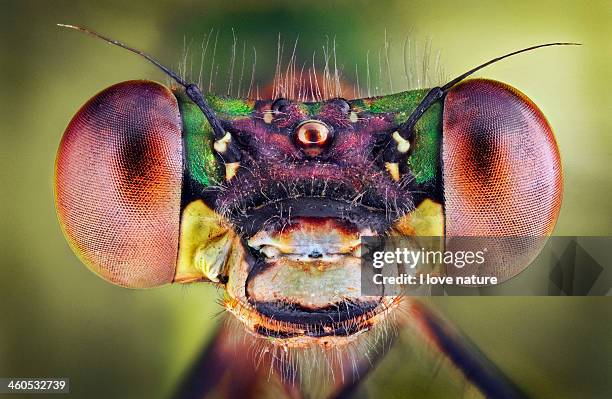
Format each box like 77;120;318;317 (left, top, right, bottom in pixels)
1;1;611;399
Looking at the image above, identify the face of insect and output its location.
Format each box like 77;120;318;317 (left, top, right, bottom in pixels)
173;88;445;347
56;76;561;350
52;29;571;396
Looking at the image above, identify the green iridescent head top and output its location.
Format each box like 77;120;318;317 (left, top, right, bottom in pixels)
363;89;442;186
175;86;441;189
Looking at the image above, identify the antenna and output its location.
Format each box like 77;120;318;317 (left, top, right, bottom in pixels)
58;24;227;141
398;42;580;140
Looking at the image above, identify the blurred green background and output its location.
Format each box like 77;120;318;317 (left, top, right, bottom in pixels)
1;0;610;398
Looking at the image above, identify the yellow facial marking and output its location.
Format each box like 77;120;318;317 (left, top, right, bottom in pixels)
263;112;274;124
213;132;232;153
392;131;411;153
174;200;234;283
225;162;240;180
392;199;444;237
385;162;400;181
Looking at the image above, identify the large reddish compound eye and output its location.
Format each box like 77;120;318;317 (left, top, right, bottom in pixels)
442;79;562;281
55;80;183;288
293;120;333;157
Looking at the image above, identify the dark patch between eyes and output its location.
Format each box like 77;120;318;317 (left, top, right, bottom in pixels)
237;197;391;238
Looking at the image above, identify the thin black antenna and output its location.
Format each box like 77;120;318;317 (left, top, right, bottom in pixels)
398;42;580;140
58;24;227;140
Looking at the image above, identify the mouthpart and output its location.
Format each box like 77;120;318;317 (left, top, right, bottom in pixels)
224;217;398;346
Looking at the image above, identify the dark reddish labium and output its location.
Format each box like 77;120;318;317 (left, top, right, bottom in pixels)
55;80;183;287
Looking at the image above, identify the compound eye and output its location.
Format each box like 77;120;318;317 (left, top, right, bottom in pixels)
293;120;333;157
443;79;562;284
55;81;183;288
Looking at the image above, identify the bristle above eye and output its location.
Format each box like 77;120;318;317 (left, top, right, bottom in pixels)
55;80;183;288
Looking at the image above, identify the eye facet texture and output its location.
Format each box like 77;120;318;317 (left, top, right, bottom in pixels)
443;79;562;280
55;81;183;287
